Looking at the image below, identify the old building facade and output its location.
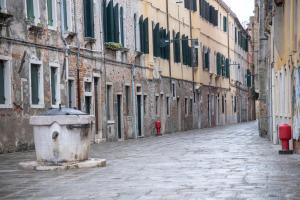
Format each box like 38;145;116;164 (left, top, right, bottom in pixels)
254;0;300;152
0;0;254;153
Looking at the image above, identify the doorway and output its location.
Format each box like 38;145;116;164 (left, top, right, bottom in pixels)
137;95;142;137
117;94;122;139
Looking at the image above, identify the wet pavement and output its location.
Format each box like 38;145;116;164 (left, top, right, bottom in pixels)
1;121;300;200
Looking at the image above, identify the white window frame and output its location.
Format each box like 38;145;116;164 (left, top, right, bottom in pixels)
0;0;7;13
47;0;57;30
24;0;40;25
29;59;44;108
49;62;60;108
0;55;12;108
67;77;76;108
62;0;74;33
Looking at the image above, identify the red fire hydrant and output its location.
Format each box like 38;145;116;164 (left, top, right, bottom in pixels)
278;124;293;154
155;120;162;136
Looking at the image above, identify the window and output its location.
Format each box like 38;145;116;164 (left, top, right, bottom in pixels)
185;98;188;115
0;0;7;12
68;79;75;108
172;82;176;98
155;95;159;115
125;85;130;115
103;0;125;45
153;22;170;59
234;96;237;113
30;62;44;107
221;95;224;113
62;0;73;32
83;0;94;38
50;65;60;107
144;95;147;115
203;47;210;70
199;0;218;26
47;0;57;28
189;98;193;115
0;59;11;107
223;16;227;32
84;81;92;114
173;31;181;63
138;15;149;54
26;0;40;24
106;85;113;120
166;96;170;116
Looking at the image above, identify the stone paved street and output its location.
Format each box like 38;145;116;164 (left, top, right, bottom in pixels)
1;121;300;200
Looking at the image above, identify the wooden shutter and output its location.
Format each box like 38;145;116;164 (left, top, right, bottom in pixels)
84;0;94;38
120;7;124;46
51;67;57;105
139;15;144;53
31;64;39;105
225;58;229;78
113;3;119;43
107;0;114;42
223;16;227;32
0;61;5;104
26;0;34;21
166;31;170;60
143;18;149;54
103;0;108;42
47;0;53;26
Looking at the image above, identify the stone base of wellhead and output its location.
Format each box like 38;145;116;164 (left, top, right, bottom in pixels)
18;158;106;171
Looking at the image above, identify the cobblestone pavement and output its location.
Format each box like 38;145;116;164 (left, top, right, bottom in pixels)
1;121;300;200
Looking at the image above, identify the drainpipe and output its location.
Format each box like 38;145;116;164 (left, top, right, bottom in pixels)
189;1;195;102
166;0;172;92
73;0;81;110
60;0;70;104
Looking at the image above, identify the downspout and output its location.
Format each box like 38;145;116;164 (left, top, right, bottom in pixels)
189;1;195;102
60;0;70;104
73;0;81;110
166;0;172;92
132;64;137;139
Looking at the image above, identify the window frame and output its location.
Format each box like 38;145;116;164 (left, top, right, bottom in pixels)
24;0;40;25
0;55;12;108
47;0;57;30
29;59;44;108
49;62;60;108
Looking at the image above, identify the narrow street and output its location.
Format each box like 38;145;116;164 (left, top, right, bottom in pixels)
0;121;300;199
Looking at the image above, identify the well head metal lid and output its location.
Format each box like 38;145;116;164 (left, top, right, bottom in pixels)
41;107;87;116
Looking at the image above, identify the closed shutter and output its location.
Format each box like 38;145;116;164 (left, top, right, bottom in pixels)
107;0;114;42
120;7;124;46
113;3;119;43
166;31;170;60
84;0;94;38
192;0;197;11
139;16;144;52
247;70;251;87
225;58;229;78
216;53;221;75
0;61;5;104
51;67;57;105
223;16;227;32
143;18;149;53
26;0;34;21
176;32;181;63
153;23;160;57
103;0;108;42
63;0;68;30
31;64;39;105
47;0;53;26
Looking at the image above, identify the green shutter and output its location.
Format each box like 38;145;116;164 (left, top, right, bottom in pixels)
0;61;5;104
107;0;114;42
31;64;39;105
176;32;181;63
103;0;108;42
225;58;229;78
216;53;221;75
154;23;160;57
139;15;144;53
84;0;94;38
166;31;170;60
120;7;124;46
63;0;68;30
143;18;149;54
113;3;119;43
51;67;56;105
47;0;53;26
26;0;34;22
223;16;227;32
